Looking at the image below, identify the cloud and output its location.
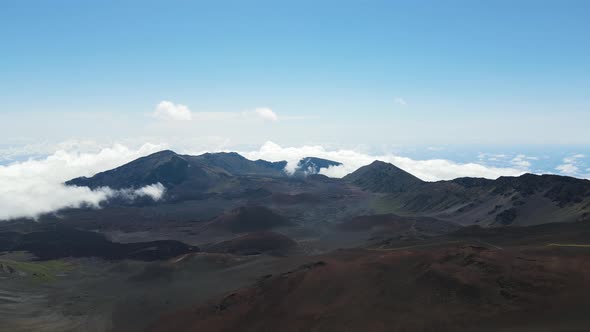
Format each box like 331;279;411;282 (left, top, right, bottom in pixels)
557;153;586;176
556;163;579;175
511;154;533;168
153;100;193;121
394;97;407;106
477;153;507;162
240;141;525;181
132;183;166;201
0;143;167;220
254;107;279;121
150;104;281;123
563;154;585;163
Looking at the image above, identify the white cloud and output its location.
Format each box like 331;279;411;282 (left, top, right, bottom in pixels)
477;152;507;162
151;104;281;123
106;183;167;202
394;97;407;106
556;163;579;175
511;154;532;168
153;100;193;121
557;154;586;176
240;141;525;181
0;143;167;220
133;183;166;201
255;107;279;121
563;154;585;163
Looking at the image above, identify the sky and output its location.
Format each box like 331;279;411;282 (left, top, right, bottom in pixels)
0;1;589;219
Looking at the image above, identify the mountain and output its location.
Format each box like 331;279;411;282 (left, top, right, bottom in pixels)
66;151;288;190
343;160;425;192
66;150;190;189
66;151;341;190
293;157;342;176
254;159;288;171
344;160;590;226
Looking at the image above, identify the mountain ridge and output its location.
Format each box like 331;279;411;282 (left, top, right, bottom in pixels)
63;150;590;227
66;150;345;190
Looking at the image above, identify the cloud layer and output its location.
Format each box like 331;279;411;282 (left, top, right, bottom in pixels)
240;141;526;181
556;153;585;176
0;143;167;220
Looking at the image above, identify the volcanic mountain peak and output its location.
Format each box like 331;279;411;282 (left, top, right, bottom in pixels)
66;149;190;189
66;150;288;190
343;160;424;193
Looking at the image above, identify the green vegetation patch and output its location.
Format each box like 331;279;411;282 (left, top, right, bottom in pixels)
0;259;73;282
369;195;405;214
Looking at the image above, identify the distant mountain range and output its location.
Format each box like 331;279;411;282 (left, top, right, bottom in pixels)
64;150;590;228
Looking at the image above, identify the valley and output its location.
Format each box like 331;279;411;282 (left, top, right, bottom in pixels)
1;150;590;331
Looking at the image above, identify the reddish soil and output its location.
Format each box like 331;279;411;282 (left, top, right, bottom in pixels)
146;245;590;332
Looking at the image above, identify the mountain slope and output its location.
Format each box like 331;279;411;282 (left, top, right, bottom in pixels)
340;160;590;227
66;151;288;190
66;150;191;189
343;160;425;192
354;163;590;226
147;245;590;332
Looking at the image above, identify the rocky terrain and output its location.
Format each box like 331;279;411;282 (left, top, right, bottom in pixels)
1;150;590;331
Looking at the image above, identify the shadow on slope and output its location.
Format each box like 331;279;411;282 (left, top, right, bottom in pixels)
0;225;199;261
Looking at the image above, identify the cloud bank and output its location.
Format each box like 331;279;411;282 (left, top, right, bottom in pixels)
239;141;526;181
556;153;586;176
0;143;167;220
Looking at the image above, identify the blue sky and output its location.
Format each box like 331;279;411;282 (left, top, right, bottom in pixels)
0;1;589;177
